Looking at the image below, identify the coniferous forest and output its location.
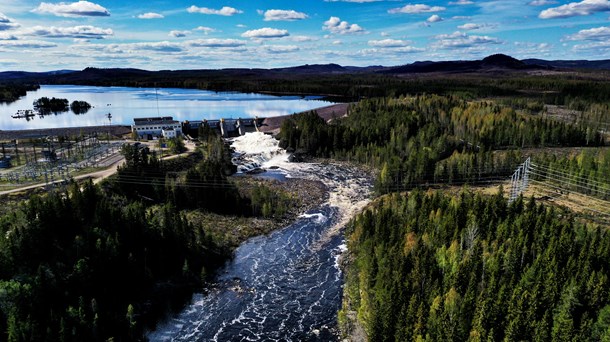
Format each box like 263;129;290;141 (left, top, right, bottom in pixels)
341;190;610;341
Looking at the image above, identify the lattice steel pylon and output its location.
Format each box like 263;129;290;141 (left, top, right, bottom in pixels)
509;157;531;203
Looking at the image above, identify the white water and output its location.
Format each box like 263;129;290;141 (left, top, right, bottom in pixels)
148;133;371;341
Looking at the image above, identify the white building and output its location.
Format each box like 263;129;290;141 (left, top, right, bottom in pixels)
132;117;182;138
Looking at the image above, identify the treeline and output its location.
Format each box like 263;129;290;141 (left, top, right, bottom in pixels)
532;148;610;201
279;96;602;193
23;67;610;105
341;190;610;341
0;182;227;341
0;84;38;103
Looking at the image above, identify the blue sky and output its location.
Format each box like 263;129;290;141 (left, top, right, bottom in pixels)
0;0;610;71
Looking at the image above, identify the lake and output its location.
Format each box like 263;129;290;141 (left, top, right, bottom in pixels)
0;85;335;130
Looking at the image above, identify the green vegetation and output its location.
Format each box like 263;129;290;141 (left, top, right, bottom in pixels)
70;100;92;114
0;84;38;103
279;96;602;194
342;190;610;341
33;97;92;115
0;128;305;340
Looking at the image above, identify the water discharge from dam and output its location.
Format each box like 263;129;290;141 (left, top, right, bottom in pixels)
148;133;371;341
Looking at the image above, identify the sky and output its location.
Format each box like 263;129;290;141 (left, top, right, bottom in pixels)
0;0;610;71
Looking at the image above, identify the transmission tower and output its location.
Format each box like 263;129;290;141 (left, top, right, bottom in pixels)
509;157;531;203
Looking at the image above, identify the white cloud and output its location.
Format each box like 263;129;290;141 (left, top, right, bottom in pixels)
324;0;383;2
290;35;317;42
32;1;110;17
138;12;164;19
427;14;443;22
193;26;217;35
565;26;610;40
0;40;57;48
187;38;246;47
449;0;474;4
264;9;308;21
381;32;390;37
24;25;113;39
0;13;19;31
187;6;242;16
333;40;343;45
388;4;446;14
236;24;247;28
572;40;610;51
528;0;558;5
458;23;481;30
169;30;190;38
433;31;501;49
323;16;365;35
368;39;411;47
263;45;299;53
539;0;610;18
102;41;183;53
242;28;289;39
0;33;18;40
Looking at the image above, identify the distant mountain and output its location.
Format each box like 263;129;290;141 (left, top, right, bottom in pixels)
382;54;544;74
522;59;610;70
0;70;76;80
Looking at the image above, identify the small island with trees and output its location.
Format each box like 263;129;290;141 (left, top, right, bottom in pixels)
32;97;92;115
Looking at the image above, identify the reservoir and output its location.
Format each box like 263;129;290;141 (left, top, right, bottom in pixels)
0;85;334;130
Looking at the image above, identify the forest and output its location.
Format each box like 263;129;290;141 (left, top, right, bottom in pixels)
278;95;603;194
0;131;298;341
341;190;610;341
0;84;38;103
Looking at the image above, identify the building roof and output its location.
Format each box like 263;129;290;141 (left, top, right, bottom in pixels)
133;117;179;126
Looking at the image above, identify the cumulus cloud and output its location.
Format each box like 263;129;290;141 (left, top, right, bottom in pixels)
433;31;501;49
388;4;446;14
194;26;217;35
565;26;610;40
264;9;308;21
263;45;299;53
24;25;113;39
323;16;365;35
0;13;19;31
242;28;289;39
0;40;57;48
32;1;110;17
187;6;242;16
187;38;246;47
368;39;411;47
458;23;481;30
138;12;164;19
290;35;317;42
539;0;610;19
105;41;183;53
169;30;190;38
528;0;558;5
427;14;443;22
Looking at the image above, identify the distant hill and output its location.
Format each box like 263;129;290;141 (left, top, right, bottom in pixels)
522;58;610;70
4;54;610;88
382;54;545;74
0;70;75;81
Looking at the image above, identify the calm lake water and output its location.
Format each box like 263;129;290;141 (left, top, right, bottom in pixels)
0;85;334;130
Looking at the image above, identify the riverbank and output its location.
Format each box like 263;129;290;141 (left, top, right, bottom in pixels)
185;176;328;250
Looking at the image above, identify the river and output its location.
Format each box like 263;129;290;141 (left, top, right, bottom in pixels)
148;133;371;341
0;85;334;130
